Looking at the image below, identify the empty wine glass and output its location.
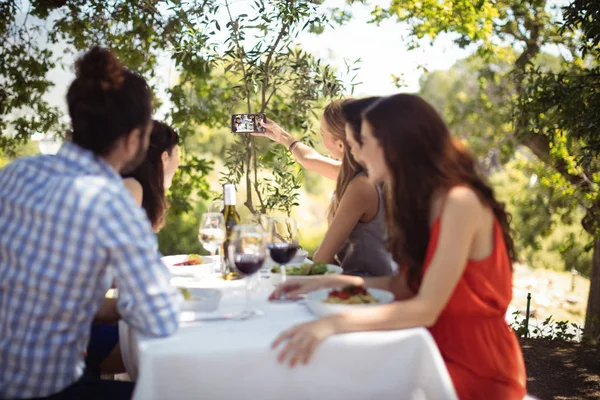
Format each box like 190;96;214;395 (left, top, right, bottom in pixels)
229;224;266;319
198;213;226;272
267;217;298;300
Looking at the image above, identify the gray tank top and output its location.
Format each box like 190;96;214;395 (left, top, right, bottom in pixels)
335;175;395;277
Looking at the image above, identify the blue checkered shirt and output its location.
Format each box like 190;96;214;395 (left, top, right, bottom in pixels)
0;142;182;398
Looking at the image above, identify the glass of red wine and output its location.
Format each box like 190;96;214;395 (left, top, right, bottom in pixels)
228;224;266;319
266;217;299;301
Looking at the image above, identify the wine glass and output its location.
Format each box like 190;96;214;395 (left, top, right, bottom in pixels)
242;214;271;287
229;224;266;319
267;217;298;300
208;199;224;213
198;213;226;272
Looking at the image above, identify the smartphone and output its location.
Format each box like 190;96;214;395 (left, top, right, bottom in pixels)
231;113;266;134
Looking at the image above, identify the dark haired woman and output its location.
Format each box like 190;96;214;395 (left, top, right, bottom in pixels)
123;120;180;231
257;100;393;277
269;94;527;399
86;120;180;377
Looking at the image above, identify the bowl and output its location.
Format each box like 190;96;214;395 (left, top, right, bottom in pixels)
305;288;395;317
177;287;222;312
162;254;215;279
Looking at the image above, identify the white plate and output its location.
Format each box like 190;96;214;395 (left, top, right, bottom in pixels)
162;254;215;279
290;249;308;264
305;288;395;317
177;287;222;312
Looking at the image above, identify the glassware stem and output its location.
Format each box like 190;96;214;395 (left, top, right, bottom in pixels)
213;248;220;274
280;264;287;300
245;276;252;315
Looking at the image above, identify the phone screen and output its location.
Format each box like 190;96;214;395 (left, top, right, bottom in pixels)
231;113;266;134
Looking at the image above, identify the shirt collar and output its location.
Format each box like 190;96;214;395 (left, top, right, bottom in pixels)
57;141;122;181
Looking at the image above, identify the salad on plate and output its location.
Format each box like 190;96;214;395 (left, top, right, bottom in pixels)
270;262;334;276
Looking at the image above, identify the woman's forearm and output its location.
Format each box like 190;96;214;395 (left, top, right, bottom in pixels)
312;248;335;264
290;143;341;181
364;274;414;300
330;297;436;335
260;120;341;180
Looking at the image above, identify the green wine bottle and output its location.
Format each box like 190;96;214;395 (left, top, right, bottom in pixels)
221;183;242;280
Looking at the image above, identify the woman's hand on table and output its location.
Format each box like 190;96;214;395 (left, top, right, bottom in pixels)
268;274;356;301
272;316;338;367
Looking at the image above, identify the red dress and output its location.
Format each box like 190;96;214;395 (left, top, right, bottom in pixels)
423;217;527;399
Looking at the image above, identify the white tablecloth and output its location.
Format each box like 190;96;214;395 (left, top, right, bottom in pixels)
120;276;457;400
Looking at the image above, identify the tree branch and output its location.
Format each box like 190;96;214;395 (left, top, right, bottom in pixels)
225;0;252;113
260;3;290;112
252;141;265;212
265;87;277;107
225;0;256;214
522;134;596;192
243;136;256;214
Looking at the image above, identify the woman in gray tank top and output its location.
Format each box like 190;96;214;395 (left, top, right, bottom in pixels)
257;98;394;277
310;99;394;277
335;176;394;276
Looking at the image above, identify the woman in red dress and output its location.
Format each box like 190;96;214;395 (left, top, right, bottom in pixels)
270;93;527;399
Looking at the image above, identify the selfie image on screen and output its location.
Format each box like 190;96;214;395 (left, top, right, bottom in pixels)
232;114;255;133
255;114;265;133
232;113;266;133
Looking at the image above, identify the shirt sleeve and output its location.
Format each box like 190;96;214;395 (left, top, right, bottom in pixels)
96;187;182;337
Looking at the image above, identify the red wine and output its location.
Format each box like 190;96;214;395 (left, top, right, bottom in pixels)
268;243;299;264
234;255;265;275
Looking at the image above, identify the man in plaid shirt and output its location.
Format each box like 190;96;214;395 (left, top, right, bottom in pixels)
0;47;182;399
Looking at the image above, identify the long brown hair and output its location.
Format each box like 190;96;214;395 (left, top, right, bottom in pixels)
125;120;179;232
363;94;517;289
323;99;364;223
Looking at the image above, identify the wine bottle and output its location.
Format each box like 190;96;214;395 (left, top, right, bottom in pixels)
221;183;242;280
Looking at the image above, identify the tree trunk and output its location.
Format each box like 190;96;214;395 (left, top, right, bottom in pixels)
584;236;600;337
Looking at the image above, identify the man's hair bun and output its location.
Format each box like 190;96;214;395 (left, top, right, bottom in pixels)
75;46;124;91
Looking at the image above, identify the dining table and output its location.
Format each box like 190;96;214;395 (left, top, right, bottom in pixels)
119;269;458;400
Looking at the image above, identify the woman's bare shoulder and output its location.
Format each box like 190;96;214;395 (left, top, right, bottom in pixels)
123;178;143;206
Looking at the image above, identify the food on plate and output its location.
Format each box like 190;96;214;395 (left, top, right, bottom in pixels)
270;262;332;276
178;287;192;301
173;254;203;266
323;285;378;304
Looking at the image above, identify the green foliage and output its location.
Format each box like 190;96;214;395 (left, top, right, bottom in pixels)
168;154;213;216
2;0;219;223
1;1;61;156
396;0;599;329
562;0;600;59
490;156;593;276
171;0;346;216
158;200;207;256
1;0;213;155
510;310;583;342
